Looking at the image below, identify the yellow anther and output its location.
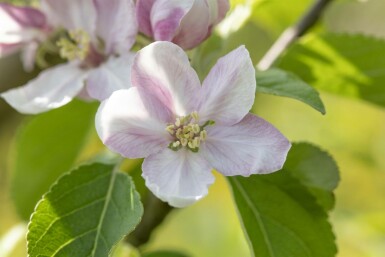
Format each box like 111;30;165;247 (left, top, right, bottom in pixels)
175;118;181;127
166;111;213;152
166;124;175;134
57;29;90;61
180;138;188;147
191;111;199;121
200;130;207;141
192;124;200;133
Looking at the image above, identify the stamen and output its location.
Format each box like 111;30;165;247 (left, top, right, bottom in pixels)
57;30;90;61
165;111;215;153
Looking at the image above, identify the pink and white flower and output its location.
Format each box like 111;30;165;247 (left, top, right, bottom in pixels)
0;3;50;71
96;42;291;207
1;0;137;114
136;0;230;49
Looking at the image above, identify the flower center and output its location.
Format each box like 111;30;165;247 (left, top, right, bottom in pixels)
57;29;90;61
166;111;215;153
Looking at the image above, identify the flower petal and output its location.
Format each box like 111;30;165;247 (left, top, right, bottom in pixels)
136;0;155;37
0;3;47;44
0;62;86;114
87;53;135;101
132;41;201;116
201;113;291;176
21;41;39;71
95;87;174;159
150;0;194;41
207;0;229;26
0;43;20;57
40;0;96;35
94;0;137;55
198;45;256;125
142;148;215;207
172;0;211;49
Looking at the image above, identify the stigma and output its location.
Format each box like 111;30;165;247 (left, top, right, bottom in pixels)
57;30;90;61
166;111;214;153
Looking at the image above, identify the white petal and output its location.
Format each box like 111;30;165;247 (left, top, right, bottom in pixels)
21;41;38;72
1;62;87;114
198;46;256;125
201;114;291;176
96;87;174;159
40;0;96;35
132;41;201;116
142;148;215;208
94;0;137;54
87;53;135;101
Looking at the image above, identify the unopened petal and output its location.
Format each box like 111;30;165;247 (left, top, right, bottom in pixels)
172;0;211;49
1;62;87;114
199;46;256;125
94;0;137;55
136;0;155;37
96;88;174;159
150;0;194;41
87;53;135;101
132;41;201;116
201;114;291;176
142;148;215;208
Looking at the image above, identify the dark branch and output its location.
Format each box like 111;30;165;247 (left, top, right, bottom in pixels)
125;192;174;247
257;0;333;70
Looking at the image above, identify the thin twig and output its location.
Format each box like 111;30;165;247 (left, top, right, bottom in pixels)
125;192;174;247
257;0;333;71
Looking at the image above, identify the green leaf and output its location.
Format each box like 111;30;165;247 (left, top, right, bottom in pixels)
279;33;385;107
284;143;340;211
27;163;143;257
11;100;98;220
143;251;190;257
256;68;326;114
228;173;336;257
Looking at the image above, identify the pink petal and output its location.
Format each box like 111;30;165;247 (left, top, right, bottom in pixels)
198;46;256;125
94;0;137;55
150;0;194;41
131;41;201;116
142;148;215;207
201;114;291;176
0;43;21;57
0;62;87;114
40;0;96;36
87;53;135;101
172;0;211;49
95;87;174;159
136;0;155;37
0;3;47;44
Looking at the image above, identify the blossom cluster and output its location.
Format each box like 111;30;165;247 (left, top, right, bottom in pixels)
0;0;290;207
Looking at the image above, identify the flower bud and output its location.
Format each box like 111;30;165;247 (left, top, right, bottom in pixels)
136;0;229;49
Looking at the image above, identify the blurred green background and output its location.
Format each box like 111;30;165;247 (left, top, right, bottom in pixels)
1;0;385;256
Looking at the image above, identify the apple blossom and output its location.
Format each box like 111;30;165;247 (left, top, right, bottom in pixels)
136;0;230;49
96;42;291;207
0;3;49;71
1;0;137;114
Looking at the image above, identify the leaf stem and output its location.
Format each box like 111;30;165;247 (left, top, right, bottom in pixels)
125;192;174;247
256;0;333;71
